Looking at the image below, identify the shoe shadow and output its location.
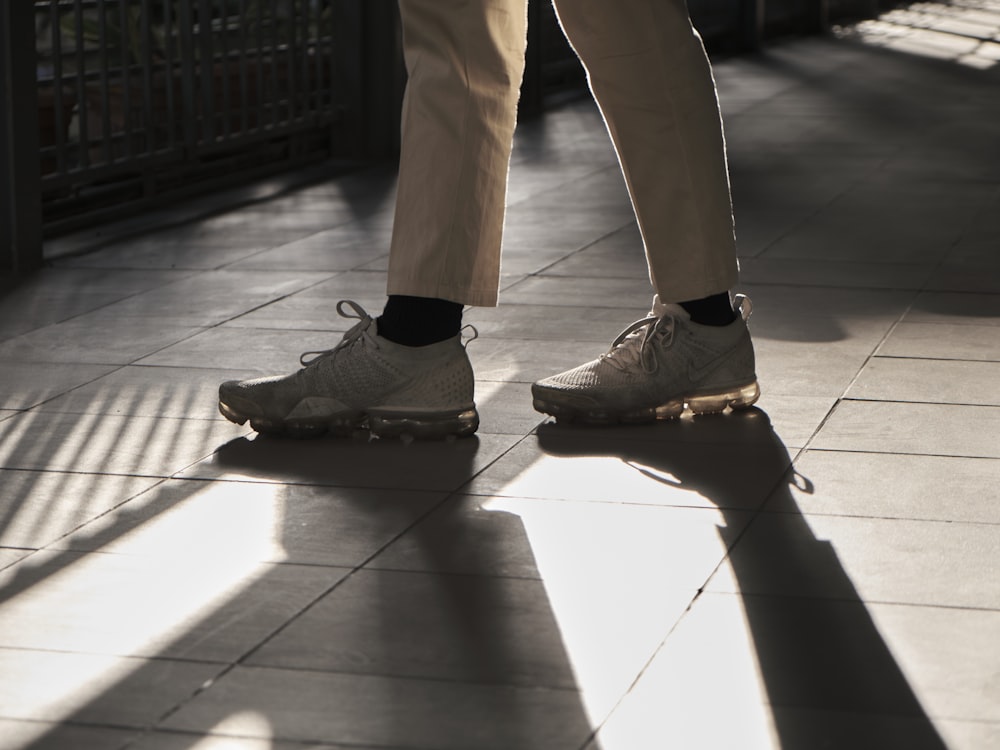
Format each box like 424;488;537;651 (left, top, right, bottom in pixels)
211;431;490;493
535;409;949;748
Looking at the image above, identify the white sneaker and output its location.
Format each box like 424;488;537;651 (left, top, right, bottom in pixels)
531;295;759;424
219;300;479;439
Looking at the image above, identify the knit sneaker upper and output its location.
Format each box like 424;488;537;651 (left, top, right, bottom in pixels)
533;295;757;416
219;300;476;426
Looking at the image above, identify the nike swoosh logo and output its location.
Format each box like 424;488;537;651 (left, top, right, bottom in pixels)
687;348;736;382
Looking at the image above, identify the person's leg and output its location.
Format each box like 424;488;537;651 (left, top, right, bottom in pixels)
386;0;529;309
553;0;737;310
218;0;529;439
378;0;528;347
533;0;758;423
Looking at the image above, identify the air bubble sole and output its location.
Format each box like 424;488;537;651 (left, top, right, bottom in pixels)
219;400;480;440
532;380;760;425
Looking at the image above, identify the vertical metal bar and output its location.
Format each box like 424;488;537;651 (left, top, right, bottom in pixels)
141;0;153;156
286;0;298;124
742;0;766;50
255;0;267;128
75;0;92;167
0;0;43;272
323;0;334;118
177;0;197;150
269;0;278;127
50;0;68;175
198;0;215;142
164;0;177;150
120;0;134;158
238;0;249;133
219;0;231;138
292;0;313;117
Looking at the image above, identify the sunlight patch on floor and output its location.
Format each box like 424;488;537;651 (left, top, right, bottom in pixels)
481;485;767;730
837;0;1000;69
0;482;284;724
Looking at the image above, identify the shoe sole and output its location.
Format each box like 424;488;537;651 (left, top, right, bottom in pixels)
219;400;479;440
532;381;760;425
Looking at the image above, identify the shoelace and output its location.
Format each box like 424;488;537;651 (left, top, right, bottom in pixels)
601;313;674;374
299;300;377;368
599;294;751;375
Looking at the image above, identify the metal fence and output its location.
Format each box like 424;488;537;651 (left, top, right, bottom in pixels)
35;0;352;221
2;0;878;273
2;0;392;271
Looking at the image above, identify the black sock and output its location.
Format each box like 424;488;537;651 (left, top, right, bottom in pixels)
377;295;463;346
679;292;736;326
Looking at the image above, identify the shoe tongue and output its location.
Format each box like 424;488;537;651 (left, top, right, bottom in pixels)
650;294;690;320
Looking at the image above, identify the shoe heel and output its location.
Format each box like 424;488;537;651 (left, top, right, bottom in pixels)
688;381;760;415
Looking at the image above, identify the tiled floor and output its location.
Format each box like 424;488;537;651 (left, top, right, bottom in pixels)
2;32;999;750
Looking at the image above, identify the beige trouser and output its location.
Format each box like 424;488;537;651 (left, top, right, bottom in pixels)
387;0;738;307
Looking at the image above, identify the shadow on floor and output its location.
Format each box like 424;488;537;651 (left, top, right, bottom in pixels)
537;409;948;749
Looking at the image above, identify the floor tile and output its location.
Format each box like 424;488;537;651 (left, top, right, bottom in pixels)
537;240;652;280
0;718;137;750
219;292;383;332
0;362;118;410
927;262;1000;294
0;647;220;727
371;493;747;585
136;327;338;372
463;303;635;343
246;568;579;686
0;549;348;661
59;239;272;271
36;365;255;421
0;549;34;570
811;400;1000;458
0;319;207;366
0;411;242;476
706;512;1000;608
181;433;521;492
737;257;934;289
0;269;194;340
57;478;446;568
248;565;692;721
474;380;545;436
592;592;960;750
505;161;617;205
877;321;1000;361
468;337;618;384
127;733;336;750
498;276;655;307
751;394;837;448
0;470;161;549
760;208;961;264
77;270;334;328
463;415;792;511
288;270;389;303
740;284;913;323
161;665;594;749
223;226;391;272
847;357;1000;406
934;720;1000;750
768;449;1000;524
905;291;1000;326
865;601;1000;722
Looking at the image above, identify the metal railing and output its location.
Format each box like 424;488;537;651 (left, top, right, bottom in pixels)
35;0;350;222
